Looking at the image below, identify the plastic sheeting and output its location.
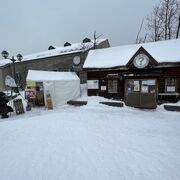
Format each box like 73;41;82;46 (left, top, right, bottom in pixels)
43;80;80;107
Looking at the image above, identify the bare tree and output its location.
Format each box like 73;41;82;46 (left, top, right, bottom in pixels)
146;3;166;41
163;0;179;39
145;0;179;42
176;2;180;38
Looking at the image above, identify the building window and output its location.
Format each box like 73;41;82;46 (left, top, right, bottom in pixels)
165;78;178;92
108;80;118;93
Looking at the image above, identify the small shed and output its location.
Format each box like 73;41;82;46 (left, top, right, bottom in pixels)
83;39;180;108
26;70;80;107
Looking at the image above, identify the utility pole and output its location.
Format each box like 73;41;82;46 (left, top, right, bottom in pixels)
93;31;103;49
176;3;180;39
176;15;180;38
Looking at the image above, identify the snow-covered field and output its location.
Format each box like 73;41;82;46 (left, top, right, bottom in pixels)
0;91;180;180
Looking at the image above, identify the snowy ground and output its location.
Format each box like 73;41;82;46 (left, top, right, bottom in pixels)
0;88;180;180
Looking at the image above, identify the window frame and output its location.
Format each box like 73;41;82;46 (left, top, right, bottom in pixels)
108;79;118;93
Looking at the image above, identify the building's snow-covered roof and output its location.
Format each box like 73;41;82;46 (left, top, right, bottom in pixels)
83;39;180;69
0;59;12;67
23;39;106;61
0;39;106;67
26;70;79;81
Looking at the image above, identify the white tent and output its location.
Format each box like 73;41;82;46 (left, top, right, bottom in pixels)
26;70;80;107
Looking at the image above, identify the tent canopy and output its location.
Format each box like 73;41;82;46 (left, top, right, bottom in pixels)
26;70;80;81
26;70;80;107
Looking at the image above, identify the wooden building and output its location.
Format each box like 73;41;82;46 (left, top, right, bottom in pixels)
83;39;180;108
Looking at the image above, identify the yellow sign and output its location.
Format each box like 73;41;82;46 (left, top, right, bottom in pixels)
27;81;36;87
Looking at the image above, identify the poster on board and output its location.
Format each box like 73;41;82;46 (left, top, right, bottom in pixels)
142;80;148;85
147;80;155;85
134;81;140;91
141;86;149;93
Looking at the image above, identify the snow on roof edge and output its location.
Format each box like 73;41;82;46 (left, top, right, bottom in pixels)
0;39;107;67
23;39;107;61
26;70;80;81
83;38;180;69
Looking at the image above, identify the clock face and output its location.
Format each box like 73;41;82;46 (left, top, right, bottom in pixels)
73;56;81;65
133;54;149;69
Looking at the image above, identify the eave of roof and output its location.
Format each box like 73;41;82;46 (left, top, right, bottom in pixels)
83;39;180;69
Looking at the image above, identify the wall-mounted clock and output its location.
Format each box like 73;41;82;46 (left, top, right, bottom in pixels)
73;56;81;65
133;54;149;69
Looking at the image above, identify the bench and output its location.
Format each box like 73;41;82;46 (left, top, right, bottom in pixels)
164;105;180;112
67;100;87;106
99;102;124;107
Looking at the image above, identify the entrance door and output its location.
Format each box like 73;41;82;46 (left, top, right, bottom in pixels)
125;79;157;108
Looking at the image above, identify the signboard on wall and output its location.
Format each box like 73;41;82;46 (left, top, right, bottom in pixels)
87;80;99;89
167;86;175;92
101;86;106;91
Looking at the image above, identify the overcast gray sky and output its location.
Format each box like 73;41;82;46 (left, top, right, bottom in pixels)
0;0;160;56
